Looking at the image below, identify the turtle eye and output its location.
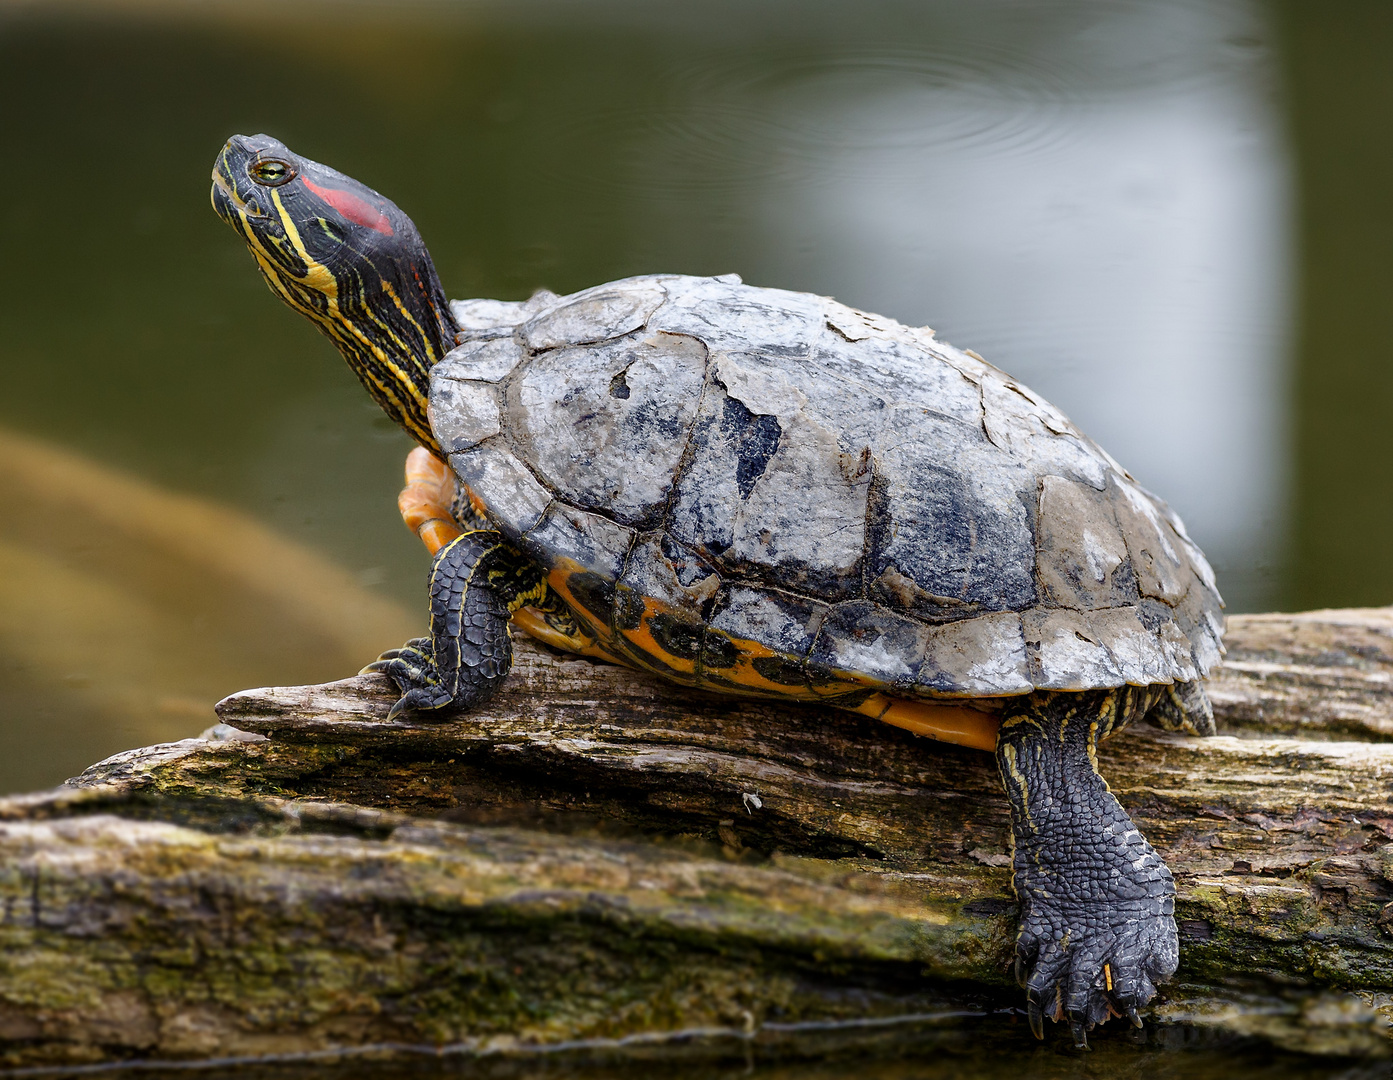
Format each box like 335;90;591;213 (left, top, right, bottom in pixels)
249;158;295;187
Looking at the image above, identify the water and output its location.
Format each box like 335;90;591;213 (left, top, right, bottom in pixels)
0;0;1356;797
0;1;1389;1071
105;1036;1386;1080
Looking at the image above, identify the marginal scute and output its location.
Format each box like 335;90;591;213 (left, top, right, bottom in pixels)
428;377;501;453
1193;631;1223;679
435;337;527;384
512;332;707;527
1153;495;1221;599
700;585;827;696
1035;475;1139;611
1157;619;1201;683
520;281;667;352
808;601;931;692
519;501;634;583
447;440;552;541
1087;607;1177;686
614;534;721;673
918;612;1032;697
625;533;720;618
708;585;825;657
1023;609;1123;690
1172;590;1226;677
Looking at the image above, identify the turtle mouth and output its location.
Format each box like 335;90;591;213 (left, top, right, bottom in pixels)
210;170;270;225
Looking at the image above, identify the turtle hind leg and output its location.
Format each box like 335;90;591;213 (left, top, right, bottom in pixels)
1146;680;1216;736
997;687;1179;1048
399;446;470;554
365;531;546;720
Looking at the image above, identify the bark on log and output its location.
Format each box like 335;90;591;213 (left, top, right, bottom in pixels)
4;608;1393;1069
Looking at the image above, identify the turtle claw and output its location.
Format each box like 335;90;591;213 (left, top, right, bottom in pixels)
1013;906;1175;1047
361;533;519;721
1027;1000;1044;1041
360;655;424;681
362;641;455;720
385;684;453;721
361;638;431;673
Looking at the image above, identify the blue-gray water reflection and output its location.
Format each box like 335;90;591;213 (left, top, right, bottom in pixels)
615;0;1290;613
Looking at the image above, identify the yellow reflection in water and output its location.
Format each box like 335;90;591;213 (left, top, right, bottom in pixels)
0;427;420;792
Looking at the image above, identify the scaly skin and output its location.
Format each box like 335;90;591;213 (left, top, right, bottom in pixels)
365;531;546;719
996;687;1179;1048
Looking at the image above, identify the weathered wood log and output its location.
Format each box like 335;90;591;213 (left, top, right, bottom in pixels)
3;608;1393;1069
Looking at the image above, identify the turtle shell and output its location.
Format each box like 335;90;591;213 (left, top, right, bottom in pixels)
427;274;1224;703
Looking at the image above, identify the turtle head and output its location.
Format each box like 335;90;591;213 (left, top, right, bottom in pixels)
212;133;457;450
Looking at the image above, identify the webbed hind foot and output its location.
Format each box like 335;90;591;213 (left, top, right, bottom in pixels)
1014;852;1178;1048
997;688;1179;1048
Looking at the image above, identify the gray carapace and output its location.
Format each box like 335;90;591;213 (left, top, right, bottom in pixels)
433;273;1223;709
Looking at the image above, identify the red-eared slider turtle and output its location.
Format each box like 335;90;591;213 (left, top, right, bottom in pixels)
212;133;1224;1047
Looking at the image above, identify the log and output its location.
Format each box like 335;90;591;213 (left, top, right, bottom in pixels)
3;608;1393;1069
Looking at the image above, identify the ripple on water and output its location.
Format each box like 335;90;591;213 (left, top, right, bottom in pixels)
549;0;1269;200
578;43;1091;198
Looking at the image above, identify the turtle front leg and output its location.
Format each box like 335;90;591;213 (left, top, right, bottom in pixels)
996;687;1177;1048
396;446;617;661
364;531;547;720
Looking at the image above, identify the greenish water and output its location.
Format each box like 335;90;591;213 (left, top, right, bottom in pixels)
85;1026;1391;1080
7;0;1354;789
1;2;1391;1073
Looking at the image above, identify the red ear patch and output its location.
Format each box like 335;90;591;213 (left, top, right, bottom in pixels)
302;177;395;237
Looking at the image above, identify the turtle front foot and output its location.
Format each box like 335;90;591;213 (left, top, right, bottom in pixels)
361;532;523;720
998;689;1179;1048
361;639;455;720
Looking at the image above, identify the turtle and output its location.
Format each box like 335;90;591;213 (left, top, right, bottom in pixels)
211;133;1224;1048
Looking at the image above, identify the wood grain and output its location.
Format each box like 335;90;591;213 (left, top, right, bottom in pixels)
1;608;1390;1069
